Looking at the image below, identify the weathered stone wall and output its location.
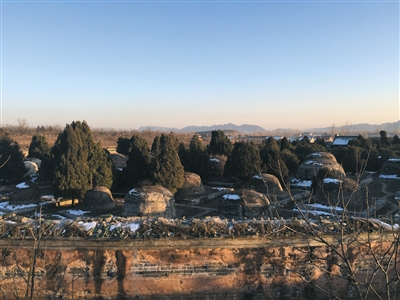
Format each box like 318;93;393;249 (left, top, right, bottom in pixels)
0;234;398;299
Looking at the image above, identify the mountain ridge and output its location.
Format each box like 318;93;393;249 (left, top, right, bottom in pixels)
138;121;399;134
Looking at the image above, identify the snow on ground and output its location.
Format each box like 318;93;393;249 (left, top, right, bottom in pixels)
77;221;97;231
290;179;312;187
108;222;141;233
305;161;323;166
293;208;333;216
379;174;400;179
42;195;55;202
253;175;262;180
223;194;241;200
323;178;342;184
210;158;220;162
0;201;37;210
16;182;30;189
214;187;229;191
388;158;400;162
306;203;344;212
66;209;89;216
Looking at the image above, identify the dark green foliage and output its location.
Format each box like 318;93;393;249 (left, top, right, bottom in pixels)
224;141;261;182
392;135;400;145
150;134;184;193
380;130;391;148
0;129;26;183
259;137;289;183
281;149;300;175
52;123;91;199
28;134;50;160
186;135;210;179
116;137;131;155
124;135;151;186
209;130;233;156
311;167;339;194
151;136;160;156
279;137;292;151
314;137;326;147
294;139;327;163
88;142;114;188
330;146;362;174
52;121;113;200
28;134;52;180
178;142;190;170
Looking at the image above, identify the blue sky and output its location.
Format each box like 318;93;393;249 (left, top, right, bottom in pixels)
1;0;399;131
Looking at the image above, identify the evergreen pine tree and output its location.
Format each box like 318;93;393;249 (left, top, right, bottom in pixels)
392;135;400;145
259;137;289;183
151;134;184;193
88;142;114;188
52;121;113;200
124;135;151;185
53;123;91;199
188;134;210;179
0;129;26;183
224;141;261;182
28;134;52;180
116;137;131;155
209;130;233;156
28;135;50;160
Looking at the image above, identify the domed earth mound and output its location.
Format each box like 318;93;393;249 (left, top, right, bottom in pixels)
82;186;116;212
296;152;345;180
250;173;283;195
219;189;270;219
123;185;176;219
10;181;41;204
176;172;205;196
315;177;365;210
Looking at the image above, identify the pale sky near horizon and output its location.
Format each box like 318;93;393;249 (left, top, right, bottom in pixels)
1;0;399;131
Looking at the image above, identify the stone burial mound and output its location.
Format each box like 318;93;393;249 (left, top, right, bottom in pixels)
175;172;206;200
249;173;283;195
219;189;270;219
82;186;116;212
314;177;365;210
380;157;400;176
296;152;345;180
123;185;176;219
10;181;42;205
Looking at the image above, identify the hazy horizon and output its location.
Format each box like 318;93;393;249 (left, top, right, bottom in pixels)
1;1;399;130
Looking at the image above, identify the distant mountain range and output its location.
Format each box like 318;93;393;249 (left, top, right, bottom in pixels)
304;121;400;134
138;123;266;134
138;121;399;135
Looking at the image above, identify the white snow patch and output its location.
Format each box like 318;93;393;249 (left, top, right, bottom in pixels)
388;158;400;162
323;178;342;184
290;179;312;187
0;201;37;210
127;222;140;233
66;209;89;216
223;194;241;200
210;158;220;162
379;174;400;179
294;208;333;216
16;182;30;189
110;222;140;233
306;203;344;212
253;175;262;180
42;195;55;202
305;161;323;166
51;214;67;220
77;221;97;231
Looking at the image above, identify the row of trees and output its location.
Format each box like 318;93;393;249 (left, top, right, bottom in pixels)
1;123;400;201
